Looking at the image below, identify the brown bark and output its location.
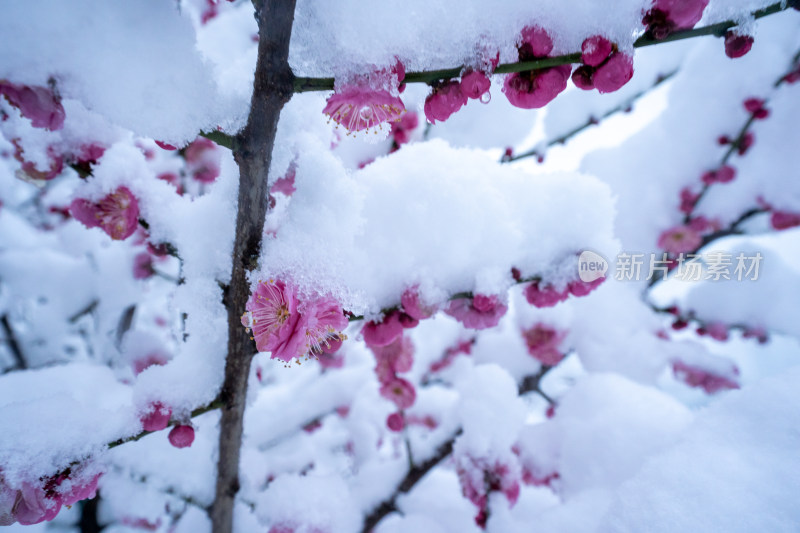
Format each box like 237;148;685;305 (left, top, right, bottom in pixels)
210;1;297;532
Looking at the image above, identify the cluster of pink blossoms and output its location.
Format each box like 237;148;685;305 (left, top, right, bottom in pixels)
667;306;769;345
503;26;571;109
241;279;348;363
424;67;492;123
522;276;605;308
139;402;196;448
70;186;141;241
572;35;634;94
456;455;520;528
0;468;100;526
672;360;740;394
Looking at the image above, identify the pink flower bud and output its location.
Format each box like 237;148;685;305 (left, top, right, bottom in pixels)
725;31;754;59
593;53;634;93
362;311;404;347
168;425;195;448
571;65;595;90
523;281;569;308
386;412;404;432
770;211;800;230
460;69;491;100
581;36;613;67
141;402;171;432
424;80;468;123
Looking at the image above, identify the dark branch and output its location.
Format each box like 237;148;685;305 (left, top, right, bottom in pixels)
1;314;26;371
293;3;790;93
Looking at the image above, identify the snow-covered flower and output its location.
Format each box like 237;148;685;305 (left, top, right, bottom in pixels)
522;323;566;366
444;293;507;330
323;86;405;133
0;80;65;130
241;279;347;362
70;186;140;240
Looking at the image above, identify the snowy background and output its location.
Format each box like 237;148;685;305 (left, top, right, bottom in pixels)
1;0;800;531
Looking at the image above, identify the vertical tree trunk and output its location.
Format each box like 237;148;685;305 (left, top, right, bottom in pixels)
211;1;296;532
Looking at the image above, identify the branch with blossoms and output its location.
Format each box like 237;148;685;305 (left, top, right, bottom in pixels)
650;49;800;284
504;69;677;163
292;1;793;93
361;364;556;533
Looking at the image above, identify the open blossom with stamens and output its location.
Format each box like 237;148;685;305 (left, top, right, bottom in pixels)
241;279;347;362
0;80;65;130
70;186;140;240
444;294;507;330
657;225;702;254
323;87;405;133
379;376;416;409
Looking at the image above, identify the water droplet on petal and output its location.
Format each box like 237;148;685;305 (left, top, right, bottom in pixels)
480;92;492;104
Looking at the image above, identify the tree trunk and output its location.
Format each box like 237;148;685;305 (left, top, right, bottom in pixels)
211;1;297;532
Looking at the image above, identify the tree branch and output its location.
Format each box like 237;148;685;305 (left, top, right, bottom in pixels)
361;365;555;532
1;314;26;371
507;70;677;163
210;1;297;532
293;2;791;93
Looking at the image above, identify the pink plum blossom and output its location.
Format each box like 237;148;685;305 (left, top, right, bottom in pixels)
519;25;554;57
571;66;595;90
141;402;171;431
460;69;491;100
241;279;348;362
424;80;468;123
184;137;221;183
457;455;521;526
362;310;404;347
523;281;569;308
444;294;507;330
0;80;65;130
323;86;405;132
701;165;736;185
3;469;101;526
168;425;195;448
70;186;140;240
705;322;729;342
643;0;709;39
133;351;168;375
372;334;414;382
581;35;614;67
770;211;800;230
581;36;614;67
672;360;740;393
737;132;754;155
522;323;566;366
657;225;702;254
744;98;769;119
568;277;605;297
593;53;634;93
680;187;700;214
386;412;404;432
133;251;155;279
379;376;416;409
155;140;177;150
390;111;419;146
503;66;571;109
400;286;437;320
725;31;754;58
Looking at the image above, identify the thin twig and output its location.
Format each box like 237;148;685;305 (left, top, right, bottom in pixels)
1;314;27;370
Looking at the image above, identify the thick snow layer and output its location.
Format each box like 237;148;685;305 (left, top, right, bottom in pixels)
258;138;617;315
0;1;246;143
598;366;800;533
